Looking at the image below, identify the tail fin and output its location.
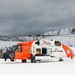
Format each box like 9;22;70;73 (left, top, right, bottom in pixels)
62;44;74;58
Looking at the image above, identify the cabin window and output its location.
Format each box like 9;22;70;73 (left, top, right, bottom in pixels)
42;48;47;54
36;48;41;54
54;41;61;46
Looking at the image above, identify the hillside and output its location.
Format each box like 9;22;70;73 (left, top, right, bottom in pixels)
44;27;75;47
44;27;75;35
0;27;75;47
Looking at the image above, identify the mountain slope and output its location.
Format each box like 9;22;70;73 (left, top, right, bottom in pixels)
44;27;75;47
44;27;75;35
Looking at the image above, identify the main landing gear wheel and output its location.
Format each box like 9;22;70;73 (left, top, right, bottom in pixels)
31;56;36;63
3;52;9;61
59;58;63;61
31;60;36;63
10;59;14;62
22;59;27;63
5;58;7;61
71;57;73;59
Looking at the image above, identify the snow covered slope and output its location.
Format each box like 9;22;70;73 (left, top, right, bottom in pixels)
45;35;75;47
44;27;75;47
44;27;75;35
0;41;19;49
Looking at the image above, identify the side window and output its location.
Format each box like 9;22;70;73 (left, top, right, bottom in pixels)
16;46;22;52
18;46;22;52
54;41;61;46
36;48;41;54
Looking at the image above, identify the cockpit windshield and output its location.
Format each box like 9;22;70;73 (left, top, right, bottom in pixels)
10;45;17;51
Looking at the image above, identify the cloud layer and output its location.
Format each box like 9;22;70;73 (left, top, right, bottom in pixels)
0;0;75;35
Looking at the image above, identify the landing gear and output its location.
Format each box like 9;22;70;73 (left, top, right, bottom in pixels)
4;58;7;61
31;56;36;63
3;52;9;61
59;58;63;61
9;52;15;62
71;57;73;59
10;59;14;62
22;59;27;63
31;59;36;63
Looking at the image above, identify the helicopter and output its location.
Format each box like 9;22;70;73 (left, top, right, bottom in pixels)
1;34;74;63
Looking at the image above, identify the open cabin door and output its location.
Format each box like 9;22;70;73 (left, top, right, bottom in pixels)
42;48;47;55
32;46;41;55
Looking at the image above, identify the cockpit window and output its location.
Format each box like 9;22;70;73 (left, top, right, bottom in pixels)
54;41;61;46
10;45;17;51
17;46;22;52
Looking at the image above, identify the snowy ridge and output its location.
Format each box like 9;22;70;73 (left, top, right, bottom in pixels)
45;35;75;47
0;27;75;48
44;27;75;35
43;27;75;47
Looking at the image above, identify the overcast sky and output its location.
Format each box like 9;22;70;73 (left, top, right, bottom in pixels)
0;0;75;35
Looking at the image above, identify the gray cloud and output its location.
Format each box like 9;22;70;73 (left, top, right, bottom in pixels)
0;0;75;35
